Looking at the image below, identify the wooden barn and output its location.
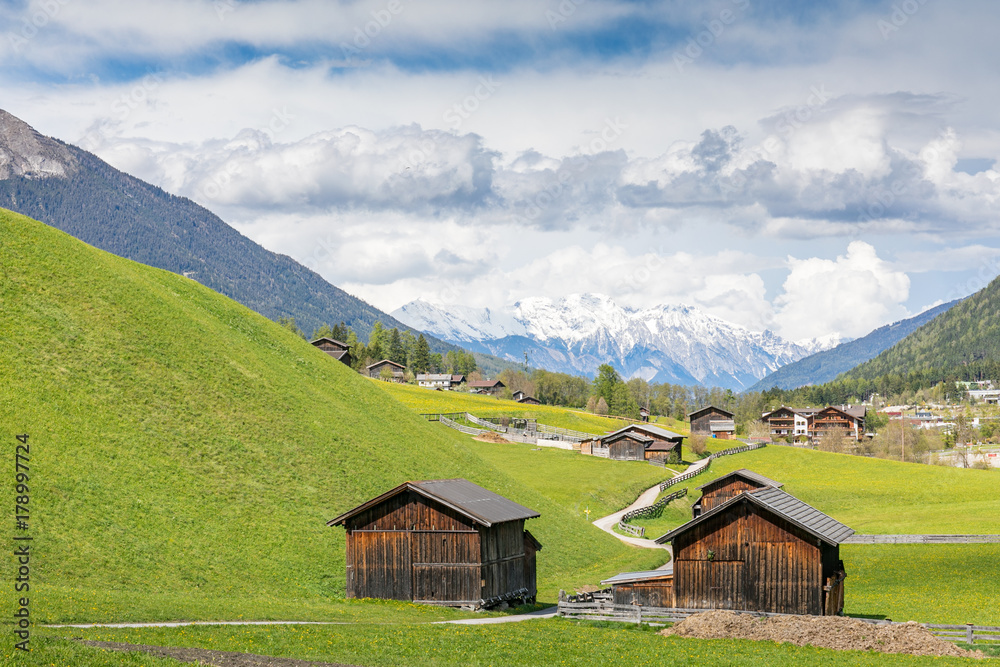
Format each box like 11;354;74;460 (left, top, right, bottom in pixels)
689;405;736;439
328;479;541;609
655;483;853;616
469;379;505;395
600;424;684;463
602;431;652;461
692;469;783;518
366;359;406;381
601;568;674;607
311;337;352;366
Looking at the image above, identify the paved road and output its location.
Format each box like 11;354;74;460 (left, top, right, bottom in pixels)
591;457;711;551
434;606;559;624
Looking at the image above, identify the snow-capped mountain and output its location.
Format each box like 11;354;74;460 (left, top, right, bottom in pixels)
393;294;839;391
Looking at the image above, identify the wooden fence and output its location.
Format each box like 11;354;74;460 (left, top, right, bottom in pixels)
536;423;592;442
842;534;1000;544
438;415;487;436
556;602;1000;642
659;441;767;492
616;521;645;537
621;488;688;523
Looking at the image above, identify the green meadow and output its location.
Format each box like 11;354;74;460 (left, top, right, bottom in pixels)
3;208;999;666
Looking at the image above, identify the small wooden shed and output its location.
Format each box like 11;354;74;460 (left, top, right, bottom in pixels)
601;424;684;463
656;485;853;616
603;432;651;461
689;406;736;439
328;479;541;609
311;337;352;366
601;568;674;607
692;469;783;518
366;359;406;381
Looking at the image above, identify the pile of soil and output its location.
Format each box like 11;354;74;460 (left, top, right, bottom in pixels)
474;431;508;444
660;611;983;659
81;641;358;667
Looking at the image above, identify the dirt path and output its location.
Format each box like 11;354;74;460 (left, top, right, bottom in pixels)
591;457;711;551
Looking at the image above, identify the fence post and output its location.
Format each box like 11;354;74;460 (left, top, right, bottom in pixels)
967;623;974;644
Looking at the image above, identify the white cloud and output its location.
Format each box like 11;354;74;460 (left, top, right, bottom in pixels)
774;241;910;341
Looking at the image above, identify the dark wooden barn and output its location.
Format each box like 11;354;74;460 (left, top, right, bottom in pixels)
600;424;684;463
601;568;674;607
656;484;853;616
366;359;406;381
328;479;541;609
311;337;352;366
603;432;651;461
692;469;783;518
689;405;736;439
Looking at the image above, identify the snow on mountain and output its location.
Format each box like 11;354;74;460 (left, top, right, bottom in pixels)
392;294;840;391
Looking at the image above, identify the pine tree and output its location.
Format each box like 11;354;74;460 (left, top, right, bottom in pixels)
413;334;431;373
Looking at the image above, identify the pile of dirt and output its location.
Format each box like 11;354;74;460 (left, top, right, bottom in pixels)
660;611;983;659
474;431;508;444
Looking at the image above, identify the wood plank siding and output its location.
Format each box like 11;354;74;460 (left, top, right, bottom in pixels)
673;500;837;615
331;480;540;608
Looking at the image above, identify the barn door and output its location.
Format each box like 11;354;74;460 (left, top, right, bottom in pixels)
355;531;411;601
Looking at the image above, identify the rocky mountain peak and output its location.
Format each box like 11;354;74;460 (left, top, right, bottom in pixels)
0;109;78;180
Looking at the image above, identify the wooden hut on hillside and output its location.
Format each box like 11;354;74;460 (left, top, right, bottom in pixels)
328;479;541;609
655;483;853;616
688;405;736;440
597;424;684;463
691;469;783;518
311;337;352;366
366;359;406;381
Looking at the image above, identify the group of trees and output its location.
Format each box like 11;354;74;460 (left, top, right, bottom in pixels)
276;317;477;377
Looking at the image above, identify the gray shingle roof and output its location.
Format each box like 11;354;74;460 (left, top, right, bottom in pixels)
604;423;684;441
601;567;673;586
410;479;539;526
747;486;855;544
696;469;783;491
326;479;539;528
655;485;853;546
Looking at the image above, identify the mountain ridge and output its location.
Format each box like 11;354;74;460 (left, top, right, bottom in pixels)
747;299;962;392
394;294;837;390
0;108;519;375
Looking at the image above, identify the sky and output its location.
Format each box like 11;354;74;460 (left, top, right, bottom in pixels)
4;0;1000;343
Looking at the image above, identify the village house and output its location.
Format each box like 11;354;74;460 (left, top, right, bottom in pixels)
328;479;541;608
310;337;352;367
761;405;866;442
655;475;853;616
512;390;541;405
366;359;406;381
468;379;505;395
417;373;462;390
688;405;736;440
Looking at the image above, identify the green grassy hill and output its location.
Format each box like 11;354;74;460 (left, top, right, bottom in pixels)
0;209;660;623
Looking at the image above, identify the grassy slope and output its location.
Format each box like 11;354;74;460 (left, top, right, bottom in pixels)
0;209;657;622
378;381;690;435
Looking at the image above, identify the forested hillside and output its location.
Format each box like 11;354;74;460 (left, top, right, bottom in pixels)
749;300;959;391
